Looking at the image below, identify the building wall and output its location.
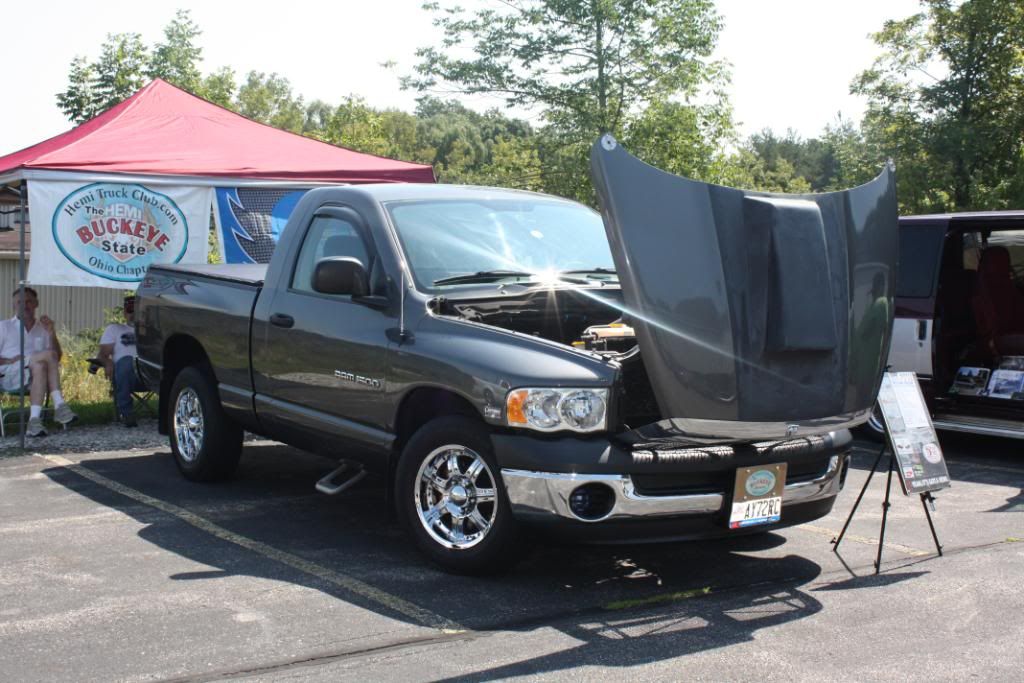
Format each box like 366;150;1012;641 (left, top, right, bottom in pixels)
0;256;129;334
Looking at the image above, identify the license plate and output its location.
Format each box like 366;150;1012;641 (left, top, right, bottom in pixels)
729;462;787;529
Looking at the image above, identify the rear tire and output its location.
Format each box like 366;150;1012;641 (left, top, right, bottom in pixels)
168;366;242;482
395;416;523;575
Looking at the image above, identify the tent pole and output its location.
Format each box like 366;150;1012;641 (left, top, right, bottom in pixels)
17;181;26;450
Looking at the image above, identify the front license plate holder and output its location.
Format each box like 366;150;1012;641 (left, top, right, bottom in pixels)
729;462;787;529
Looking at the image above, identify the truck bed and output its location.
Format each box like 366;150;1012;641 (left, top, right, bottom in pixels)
138;263;265;419
151;263;267;286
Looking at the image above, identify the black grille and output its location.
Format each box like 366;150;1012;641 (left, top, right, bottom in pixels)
630;454;832;497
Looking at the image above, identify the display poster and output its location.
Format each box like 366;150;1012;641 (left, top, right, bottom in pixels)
876;372;951;495
214;187;309;264
27;180;212;288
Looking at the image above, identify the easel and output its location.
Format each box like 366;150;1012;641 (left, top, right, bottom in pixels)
831;440;943;574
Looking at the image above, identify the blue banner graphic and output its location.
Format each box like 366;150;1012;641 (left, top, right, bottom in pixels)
215;188;308;264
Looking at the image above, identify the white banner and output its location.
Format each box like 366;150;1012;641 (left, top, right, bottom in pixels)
27;179;212;288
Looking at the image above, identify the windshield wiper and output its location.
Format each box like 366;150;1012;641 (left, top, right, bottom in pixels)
560;267;618;279
433;270;535;286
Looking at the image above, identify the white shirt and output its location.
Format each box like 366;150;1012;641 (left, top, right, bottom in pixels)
0;316;53;361
100;323;137;364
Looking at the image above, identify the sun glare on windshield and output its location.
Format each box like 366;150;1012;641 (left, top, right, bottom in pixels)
386;197;614;290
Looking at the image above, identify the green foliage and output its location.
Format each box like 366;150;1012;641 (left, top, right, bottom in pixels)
236;72;305;131
199;66;237;108
409;0;723;135
407;0;730;201
57;11;196;123
853;0;1024;212
147;9;203;92
624;97;737;183
56;57;100;124
93;33;150;113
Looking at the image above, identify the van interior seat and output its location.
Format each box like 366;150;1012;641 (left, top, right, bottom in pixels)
972;246;1024;356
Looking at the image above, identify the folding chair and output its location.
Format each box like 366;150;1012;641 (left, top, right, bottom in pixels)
87;356;155;422
0;370;52;438
0;388;29;437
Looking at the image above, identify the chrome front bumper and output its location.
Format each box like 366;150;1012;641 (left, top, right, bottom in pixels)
501;454;846;523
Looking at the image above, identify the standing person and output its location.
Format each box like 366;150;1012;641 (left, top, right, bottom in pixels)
0;287;78;437
98;295;145;428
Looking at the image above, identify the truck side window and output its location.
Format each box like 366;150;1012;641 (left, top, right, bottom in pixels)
292;215;370;294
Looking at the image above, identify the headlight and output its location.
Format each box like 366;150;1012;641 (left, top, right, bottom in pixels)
506;388;608;433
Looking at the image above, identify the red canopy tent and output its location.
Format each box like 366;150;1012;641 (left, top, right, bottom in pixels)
0;78;435;184
0;80;434;446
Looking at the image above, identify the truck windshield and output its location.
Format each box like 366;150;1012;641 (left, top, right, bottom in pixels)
386;198;615;290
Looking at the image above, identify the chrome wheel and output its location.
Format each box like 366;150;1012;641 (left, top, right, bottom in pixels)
174;387;205;463
414;444;498;550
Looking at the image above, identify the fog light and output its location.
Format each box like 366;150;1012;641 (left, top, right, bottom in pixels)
568;483;615;520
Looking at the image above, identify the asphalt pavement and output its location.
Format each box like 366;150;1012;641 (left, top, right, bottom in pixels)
0;432;1021;682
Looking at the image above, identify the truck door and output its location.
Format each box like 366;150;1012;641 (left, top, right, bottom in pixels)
252;205;395;457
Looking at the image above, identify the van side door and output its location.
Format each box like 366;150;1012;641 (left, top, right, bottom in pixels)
889;220;947;379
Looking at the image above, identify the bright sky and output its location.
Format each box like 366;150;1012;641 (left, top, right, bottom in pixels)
0;0;924;157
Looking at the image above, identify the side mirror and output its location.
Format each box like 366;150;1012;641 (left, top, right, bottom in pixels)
312;257;369;297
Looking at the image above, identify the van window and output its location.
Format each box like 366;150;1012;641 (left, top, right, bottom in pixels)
897;225;944;298
962;232;982;271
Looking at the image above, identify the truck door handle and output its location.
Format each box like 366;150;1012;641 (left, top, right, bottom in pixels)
270;313;294;328
917;320;928;341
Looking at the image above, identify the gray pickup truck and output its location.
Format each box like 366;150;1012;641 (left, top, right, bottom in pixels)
136;136;898;573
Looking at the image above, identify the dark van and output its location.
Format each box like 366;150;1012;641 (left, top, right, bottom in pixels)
875;211;1024;439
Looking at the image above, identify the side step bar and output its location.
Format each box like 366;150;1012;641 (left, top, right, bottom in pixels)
316;461;367;495
932;414;1024;440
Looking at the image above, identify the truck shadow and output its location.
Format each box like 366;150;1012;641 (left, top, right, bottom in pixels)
41;444;836;673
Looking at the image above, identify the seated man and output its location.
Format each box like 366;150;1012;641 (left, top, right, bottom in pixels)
99;295;146;428
0;287;78;437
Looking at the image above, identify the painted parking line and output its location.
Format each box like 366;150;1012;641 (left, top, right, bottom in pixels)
796;523;931;557
38;454;465;634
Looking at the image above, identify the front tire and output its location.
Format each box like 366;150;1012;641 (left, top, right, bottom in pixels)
856;402;886;443
395;416;522;575
168;366;242;482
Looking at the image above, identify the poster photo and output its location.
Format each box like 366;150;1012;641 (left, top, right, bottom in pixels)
952;366;990;396
986;369;1024;399
999;356;1024;371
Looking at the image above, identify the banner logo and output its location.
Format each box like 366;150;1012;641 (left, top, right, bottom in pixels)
52;183;189;282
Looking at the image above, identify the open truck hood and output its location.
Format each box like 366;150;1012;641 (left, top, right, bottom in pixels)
590;135;897;441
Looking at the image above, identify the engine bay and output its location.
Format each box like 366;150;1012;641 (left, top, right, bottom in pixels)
434;287;661;429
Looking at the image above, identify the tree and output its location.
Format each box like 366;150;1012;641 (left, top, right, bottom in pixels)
56;32;150;123
56;57;100;124
148;9;203;93
199;67;237;109
57;10;204;123
93;33;150;113
236;72;304;132
624;97;736;182
408;0;729;201
854;0;1024;211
